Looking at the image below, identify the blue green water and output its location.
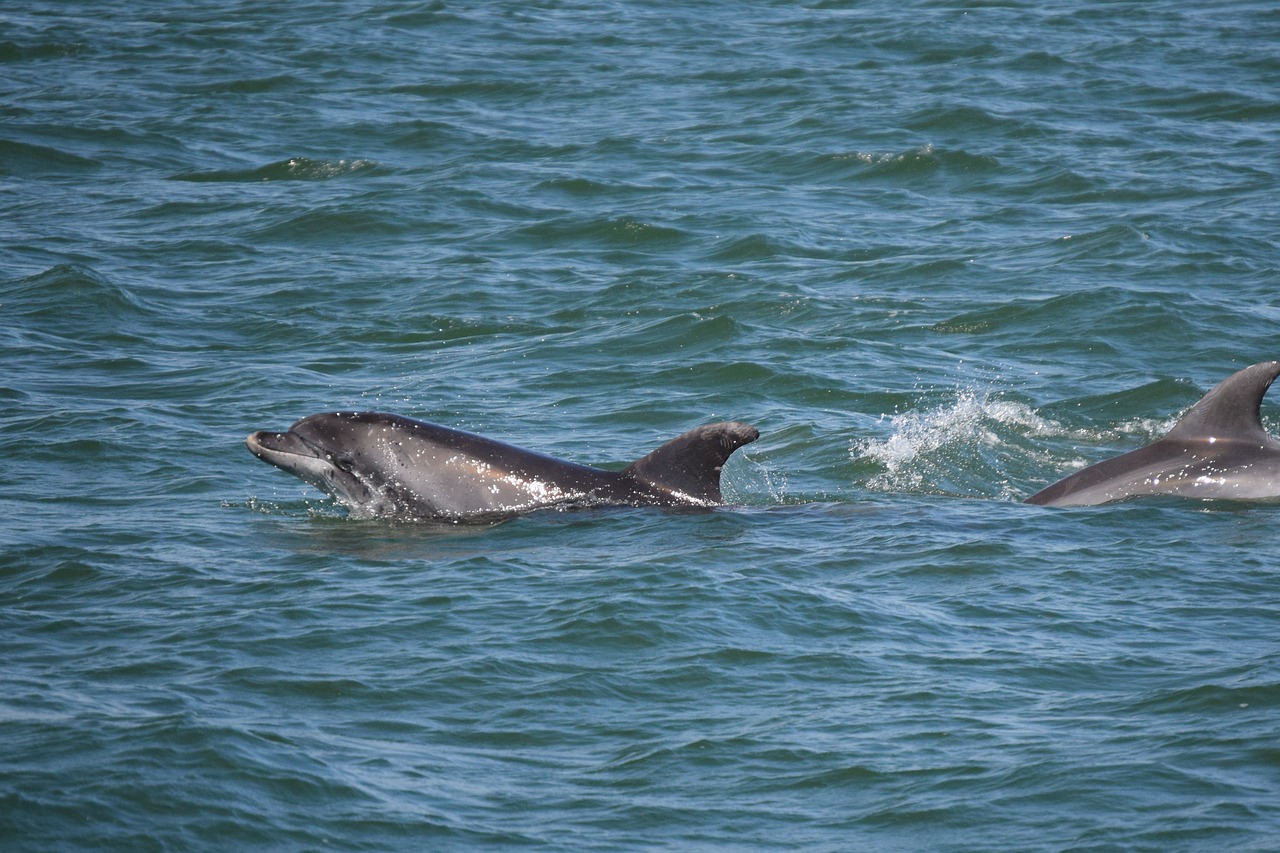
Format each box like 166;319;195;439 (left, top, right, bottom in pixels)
4;1;1280;849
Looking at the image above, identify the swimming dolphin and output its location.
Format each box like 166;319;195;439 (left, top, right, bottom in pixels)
246;412;759;521
1026;361;1280;506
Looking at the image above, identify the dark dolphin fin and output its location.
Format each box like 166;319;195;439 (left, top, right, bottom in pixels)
1164;360;1280;443
623;422;759;505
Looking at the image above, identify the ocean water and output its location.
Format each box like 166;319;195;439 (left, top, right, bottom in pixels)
3;1;1280;849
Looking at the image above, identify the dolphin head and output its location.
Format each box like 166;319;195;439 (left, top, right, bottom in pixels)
246;412;408;516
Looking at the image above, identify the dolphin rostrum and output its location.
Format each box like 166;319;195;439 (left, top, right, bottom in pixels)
1026;361;1280;507
246;412;759;521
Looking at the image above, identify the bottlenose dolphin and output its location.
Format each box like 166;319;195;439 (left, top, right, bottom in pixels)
246;412;759;522
1026;361;1280;506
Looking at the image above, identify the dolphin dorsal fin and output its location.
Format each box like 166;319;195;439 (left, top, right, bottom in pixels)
623;422;759;505
1165;361;1280;443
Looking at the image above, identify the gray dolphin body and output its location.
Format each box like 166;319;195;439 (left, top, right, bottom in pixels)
1026;361;1280;507
246;412;759;521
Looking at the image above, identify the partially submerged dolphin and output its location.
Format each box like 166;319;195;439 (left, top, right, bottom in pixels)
246;412;759;522
1026;361;1280;507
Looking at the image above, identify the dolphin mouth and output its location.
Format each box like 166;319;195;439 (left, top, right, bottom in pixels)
246;428;381;512
245;429;317;464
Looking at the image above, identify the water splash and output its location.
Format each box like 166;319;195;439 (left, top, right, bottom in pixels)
722;450;789;507
852;388;1068;500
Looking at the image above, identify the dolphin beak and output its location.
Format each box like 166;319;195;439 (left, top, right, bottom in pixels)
245;431;267;457
245;430;274;460
245;429;313;465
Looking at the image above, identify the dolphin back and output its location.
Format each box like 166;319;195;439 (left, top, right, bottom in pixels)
623;422;760;505
1026;361;1280;507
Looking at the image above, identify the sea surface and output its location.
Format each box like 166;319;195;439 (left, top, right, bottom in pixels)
3;1;1280;850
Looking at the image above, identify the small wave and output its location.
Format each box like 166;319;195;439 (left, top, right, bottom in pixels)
249;205;410;243
5;264;152;324
707;233;801;262
0;138;100;175
387;78;546;100
903;104;1026;135
786;144;999;184
514;214;692;248
170;157;382;182
856;144;998;176
0;39;85;62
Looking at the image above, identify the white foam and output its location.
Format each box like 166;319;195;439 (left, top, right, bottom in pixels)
852;388;1069;496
